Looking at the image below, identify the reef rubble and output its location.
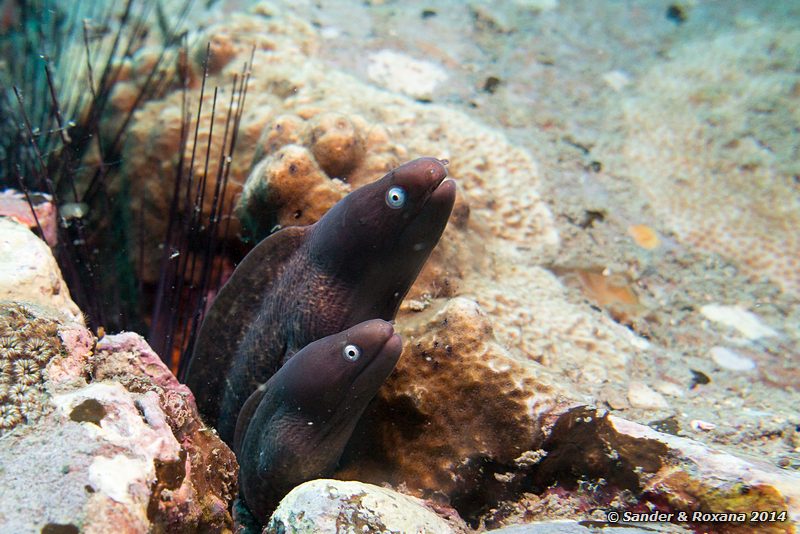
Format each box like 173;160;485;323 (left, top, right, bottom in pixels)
0;221;237;533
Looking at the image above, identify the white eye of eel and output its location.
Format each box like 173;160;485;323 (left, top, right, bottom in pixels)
342;344;361;362
385;186;406;209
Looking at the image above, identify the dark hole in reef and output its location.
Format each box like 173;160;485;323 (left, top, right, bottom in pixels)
690;369;710;389
454;408;670;527
41;524;79;534
482;76;502;94
339;393;430;480
155;448;188;491
578;209;606;229
649;415;680;436
69;398;106;426
666;3;688;24
448;455;524;527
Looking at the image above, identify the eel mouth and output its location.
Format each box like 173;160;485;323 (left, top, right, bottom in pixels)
350;328;402;395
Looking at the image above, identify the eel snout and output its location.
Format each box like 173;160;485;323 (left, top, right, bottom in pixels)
390;156;450;200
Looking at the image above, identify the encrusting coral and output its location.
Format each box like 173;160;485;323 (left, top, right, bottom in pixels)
0;303;62;433
609;27;800;296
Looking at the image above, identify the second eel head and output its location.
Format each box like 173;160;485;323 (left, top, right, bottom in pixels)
234;319;402;522
308;156;457;321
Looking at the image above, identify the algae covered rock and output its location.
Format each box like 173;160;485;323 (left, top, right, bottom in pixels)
266;479;468;534
0;224;238;532
0;307;238;533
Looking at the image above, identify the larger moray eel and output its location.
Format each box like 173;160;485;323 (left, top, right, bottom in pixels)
182;157;456;444
233;319;402;523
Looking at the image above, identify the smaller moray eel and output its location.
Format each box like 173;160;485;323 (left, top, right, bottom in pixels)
183;157;456;444
234;319;402;523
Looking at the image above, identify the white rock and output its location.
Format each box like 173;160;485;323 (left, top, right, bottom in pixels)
627;381;670;410
266;479;462;533
367;50;448;100
0;218;83;323
700;304;778;340
653;380;684;397
602;70;632;91
709;346;756;371
690;419;717;432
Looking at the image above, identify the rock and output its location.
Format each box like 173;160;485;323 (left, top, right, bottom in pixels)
535;407;800;528
626;381;670;410
485;521;679;534
0;218;82;323
0;189;58;246
700;304;779;340
709;346;756;371
265;479;468;533
0;303;237;532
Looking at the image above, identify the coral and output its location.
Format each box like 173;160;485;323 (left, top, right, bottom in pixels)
610;28;800;295
0;311;238;532
309;113;366;178
0;303;62;433
338;298;577;506
236;144;348;239
366;49;449;101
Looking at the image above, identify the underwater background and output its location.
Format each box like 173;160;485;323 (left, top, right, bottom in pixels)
0;0;798;532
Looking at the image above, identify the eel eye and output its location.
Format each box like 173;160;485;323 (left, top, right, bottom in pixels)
385;186;406;209
342;344;361;362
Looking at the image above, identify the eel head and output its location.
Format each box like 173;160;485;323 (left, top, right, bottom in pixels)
308;157;457;320
235;319;402;522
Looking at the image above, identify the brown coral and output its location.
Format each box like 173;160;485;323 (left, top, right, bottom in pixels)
0;303;62;433
309;113;366;178
236;144;349;239
338;298;575;507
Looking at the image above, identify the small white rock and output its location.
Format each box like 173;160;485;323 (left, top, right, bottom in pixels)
653;380;684;397
602;70;632;91
700;304;778;340
627;381;670;410
709;346;756;371
691;419;717;432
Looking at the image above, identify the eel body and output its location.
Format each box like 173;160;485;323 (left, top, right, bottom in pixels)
234;319;402;522
182;157;456;444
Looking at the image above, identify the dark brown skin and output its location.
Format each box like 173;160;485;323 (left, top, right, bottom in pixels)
234;320;402;523
182;157;455;444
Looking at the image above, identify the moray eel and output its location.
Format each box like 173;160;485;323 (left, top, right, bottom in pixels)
183;157;456;444
233;319;402;523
